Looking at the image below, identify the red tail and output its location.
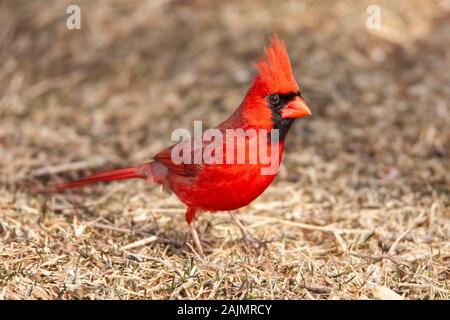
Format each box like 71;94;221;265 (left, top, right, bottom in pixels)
53;166;146;191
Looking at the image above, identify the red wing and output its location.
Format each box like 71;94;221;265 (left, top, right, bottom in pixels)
154;145;203;178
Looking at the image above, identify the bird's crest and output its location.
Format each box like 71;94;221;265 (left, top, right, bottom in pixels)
254;34;299;93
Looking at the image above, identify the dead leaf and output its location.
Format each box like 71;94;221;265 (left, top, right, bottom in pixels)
373;286;404;300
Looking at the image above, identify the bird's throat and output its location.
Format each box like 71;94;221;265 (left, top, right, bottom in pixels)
272;115;295;141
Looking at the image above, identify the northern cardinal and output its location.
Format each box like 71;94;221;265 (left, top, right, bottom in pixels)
53;34;311;255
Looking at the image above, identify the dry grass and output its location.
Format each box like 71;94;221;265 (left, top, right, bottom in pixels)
0;0;449;300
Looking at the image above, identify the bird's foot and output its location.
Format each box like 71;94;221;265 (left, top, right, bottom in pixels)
241;233;268;253
228;211;268;253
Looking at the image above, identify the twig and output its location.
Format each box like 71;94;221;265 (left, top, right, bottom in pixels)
304;282;332;294
397;283;448;294
90;222;131;234
350;252;408;266
389;230;409;255
29;157;108;177
333;231;349;253
121;236;158;250
244;215;372;235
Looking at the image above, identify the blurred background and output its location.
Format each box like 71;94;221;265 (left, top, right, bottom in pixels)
0;0;448;299
1;0;449;187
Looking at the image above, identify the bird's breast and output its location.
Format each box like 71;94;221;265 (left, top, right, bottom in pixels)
169;137;285;211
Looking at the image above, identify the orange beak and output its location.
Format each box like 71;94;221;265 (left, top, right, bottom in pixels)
281;96;312;119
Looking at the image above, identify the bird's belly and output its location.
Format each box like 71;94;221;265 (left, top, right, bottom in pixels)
169;164;277;211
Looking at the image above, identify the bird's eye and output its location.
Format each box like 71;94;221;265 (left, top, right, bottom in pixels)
269;94;280;105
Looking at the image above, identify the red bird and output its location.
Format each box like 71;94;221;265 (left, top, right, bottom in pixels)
54;35;311;255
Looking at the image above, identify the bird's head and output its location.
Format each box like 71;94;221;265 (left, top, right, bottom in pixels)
242;34;311;137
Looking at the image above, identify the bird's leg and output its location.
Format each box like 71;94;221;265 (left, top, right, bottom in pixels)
228;212;266;250
189;222;204;256
186;207;204;256
228;211;253;240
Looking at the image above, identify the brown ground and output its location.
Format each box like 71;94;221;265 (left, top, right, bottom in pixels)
0;0;449;299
